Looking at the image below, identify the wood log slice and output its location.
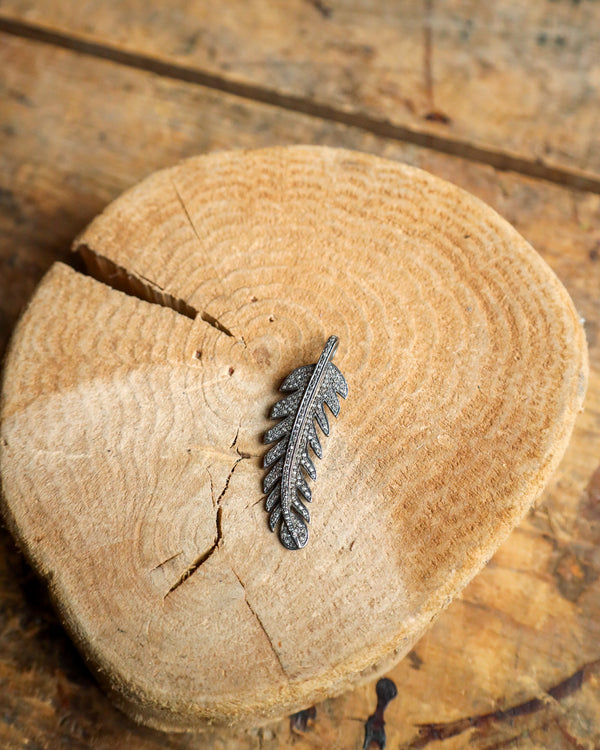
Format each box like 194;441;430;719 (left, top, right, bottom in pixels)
0;146;588;731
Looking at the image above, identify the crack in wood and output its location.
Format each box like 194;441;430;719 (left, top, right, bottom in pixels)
200;311;235;339
151;550;183;571
2;16;600;194
164;455;247;598
75;242;198;320
216;456;245;504
230;423;241;449
230;565;288;678
170;179;247;343
137;273;164;291
75;241;239;342
76;178;241;339
163;516;221;598
401;658;600;749
170;177;227;304
170;179;204;248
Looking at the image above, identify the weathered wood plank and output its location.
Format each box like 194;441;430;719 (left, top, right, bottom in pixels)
0;0;599;184
0;34;599;748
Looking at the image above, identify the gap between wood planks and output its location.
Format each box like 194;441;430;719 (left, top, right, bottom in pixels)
2;15;600;196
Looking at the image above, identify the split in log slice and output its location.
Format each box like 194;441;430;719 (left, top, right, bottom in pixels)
0;146;588;731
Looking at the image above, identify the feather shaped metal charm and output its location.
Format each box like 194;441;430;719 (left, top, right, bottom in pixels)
263;336;348;550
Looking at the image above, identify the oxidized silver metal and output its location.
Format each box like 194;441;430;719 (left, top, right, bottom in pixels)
263;336;348;550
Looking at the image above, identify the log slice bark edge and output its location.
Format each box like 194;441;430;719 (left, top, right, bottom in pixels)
0;146;588;730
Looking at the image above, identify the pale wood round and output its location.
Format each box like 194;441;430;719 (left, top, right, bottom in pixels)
0;146;587;731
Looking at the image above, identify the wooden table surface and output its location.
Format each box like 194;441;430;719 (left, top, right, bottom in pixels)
0;3;599;748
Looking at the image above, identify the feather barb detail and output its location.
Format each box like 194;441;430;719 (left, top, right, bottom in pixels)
263;336;348;550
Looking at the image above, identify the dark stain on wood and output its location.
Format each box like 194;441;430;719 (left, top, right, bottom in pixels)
363;677;398;749
307;0;332;19
553;547;598;602
407;650;424;670
402;659;600;748
424;111;452;125
290;705;316;733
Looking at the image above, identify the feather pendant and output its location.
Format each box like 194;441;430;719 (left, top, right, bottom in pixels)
263;336;348;550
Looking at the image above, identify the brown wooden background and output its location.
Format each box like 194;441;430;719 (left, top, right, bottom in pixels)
0;3;599;748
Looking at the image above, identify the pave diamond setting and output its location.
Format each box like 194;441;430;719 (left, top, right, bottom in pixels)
263;336;348;550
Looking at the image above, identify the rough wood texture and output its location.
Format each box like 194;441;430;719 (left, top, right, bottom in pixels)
0;29;599;750
1;0;599;184
0;145;588;731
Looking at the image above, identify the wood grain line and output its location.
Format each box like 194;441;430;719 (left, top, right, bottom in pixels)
1;15;600;195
